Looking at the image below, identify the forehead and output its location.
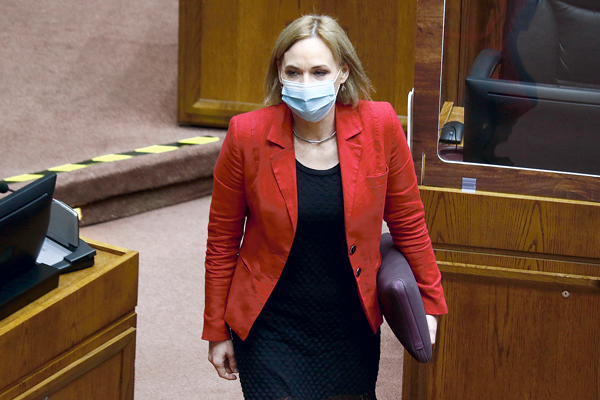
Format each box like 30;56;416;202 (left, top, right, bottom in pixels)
281;37;337;68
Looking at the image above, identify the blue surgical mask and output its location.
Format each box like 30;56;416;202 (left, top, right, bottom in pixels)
281;70;342;122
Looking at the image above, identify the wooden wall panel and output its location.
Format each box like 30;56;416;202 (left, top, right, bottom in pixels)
178;0;417;127
440;0;462;105
401;186;600;400
434;250;600;277
412;0;445;177
48;353;124;400
404;276;600;400
421;187;600;262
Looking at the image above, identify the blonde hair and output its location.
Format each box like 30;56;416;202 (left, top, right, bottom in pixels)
264;14;373;107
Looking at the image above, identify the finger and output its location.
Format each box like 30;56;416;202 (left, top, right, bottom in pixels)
220;352;239;380
227;351;238;374
224;358;233;374
208;340;238;380
216;360;238;380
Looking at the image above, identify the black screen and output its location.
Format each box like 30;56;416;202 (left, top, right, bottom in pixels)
463;76;600;175
0;174;56;283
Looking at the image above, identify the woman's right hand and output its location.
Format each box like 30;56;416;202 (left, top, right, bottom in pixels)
208;340;238;380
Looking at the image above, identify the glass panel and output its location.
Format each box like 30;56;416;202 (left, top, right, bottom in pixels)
437;0;600;177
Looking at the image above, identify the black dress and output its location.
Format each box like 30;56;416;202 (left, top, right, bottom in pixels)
231;161;380;400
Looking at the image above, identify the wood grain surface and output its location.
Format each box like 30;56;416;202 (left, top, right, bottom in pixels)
421;187;600;262
400;185;600;399
405;277;600;400
0;239;138;400
178;0;417;127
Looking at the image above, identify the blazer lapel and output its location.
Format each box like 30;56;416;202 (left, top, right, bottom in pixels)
268;107;298;233
335;104;363;229
266;104;363;235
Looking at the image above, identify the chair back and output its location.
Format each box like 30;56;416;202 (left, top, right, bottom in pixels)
500;0;600;89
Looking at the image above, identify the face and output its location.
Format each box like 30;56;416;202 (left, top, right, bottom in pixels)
280;37;348;85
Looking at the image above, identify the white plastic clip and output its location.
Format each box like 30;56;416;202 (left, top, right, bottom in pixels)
462;177;476;193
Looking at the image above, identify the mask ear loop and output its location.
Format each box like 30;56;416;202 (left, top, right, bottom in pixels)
333;69;342;84
333;69;343;97
337;67;349;96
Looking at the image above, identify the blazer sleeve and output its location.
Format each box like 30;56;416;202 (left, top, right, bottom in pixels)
380;103;448;315
202;116;248;341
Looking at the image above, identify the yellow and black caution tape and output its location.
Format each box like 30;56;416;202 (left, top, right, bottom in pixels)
4;136;220;183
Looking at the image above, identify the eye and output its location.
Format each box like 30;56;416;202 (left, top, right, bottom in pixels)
314;70;329;77
285;70;298;78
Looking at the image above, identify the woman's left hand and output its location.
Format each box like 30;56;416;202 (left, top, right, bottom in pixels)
425;315;438;345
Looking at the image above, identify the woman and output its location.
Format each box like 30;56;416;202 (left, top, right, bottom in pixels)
203;14;447;399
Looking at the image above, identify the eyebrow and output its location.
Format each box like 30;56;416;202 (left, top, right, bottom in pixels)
283;64;331;70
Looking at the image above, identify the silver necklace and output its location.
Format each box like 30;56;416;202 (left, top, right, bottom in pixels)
293;129;337;144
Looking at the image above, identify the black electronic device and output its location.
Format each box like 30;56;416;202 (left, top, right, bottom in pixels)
36;199;96;273
439;121;464;144
0;174;57;281
0;174;60;320
0;181;13;194
462;76;600;175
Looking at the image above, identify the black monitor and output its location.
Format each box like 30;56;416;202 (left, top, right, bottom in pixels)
0;174;57;283
462;76;600;176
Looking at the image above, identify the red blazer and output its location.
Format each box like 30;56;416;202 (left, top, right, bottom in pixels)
202;101;447;342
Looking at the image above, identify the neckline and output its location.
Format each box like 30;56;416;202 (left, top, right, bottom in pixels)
296;160;340;175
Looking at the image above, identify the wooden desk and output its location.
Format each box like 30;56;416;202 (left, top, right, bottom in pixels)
0;239;138;400
402;188;600;399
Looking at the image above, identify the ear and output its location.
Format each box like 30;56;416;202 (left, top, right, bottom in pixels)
340;64;350;84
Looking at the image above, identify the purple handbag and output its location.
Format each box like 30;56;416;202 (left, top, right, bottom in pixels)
378;233;433;363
